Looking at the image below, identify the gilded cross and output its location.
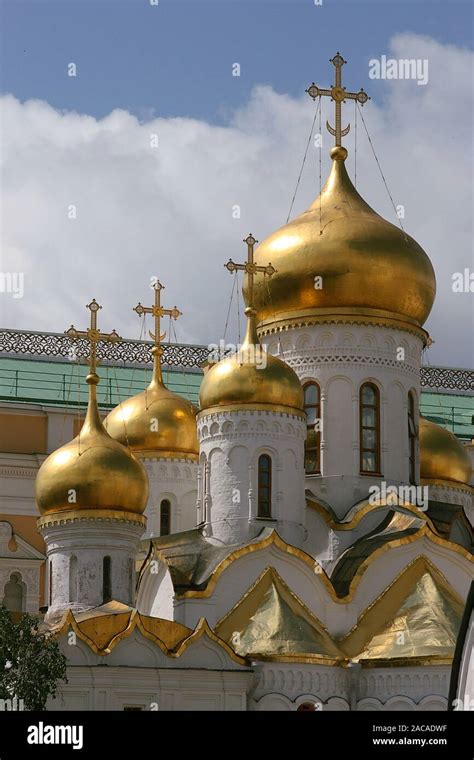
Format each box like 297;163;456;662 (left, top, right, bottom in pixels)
65;299;121;377
306;52;370;147
134;280;181;357
225;234;276;309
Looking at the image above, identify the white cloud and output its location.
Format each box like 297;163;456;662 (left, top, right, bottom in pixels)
1;33;472;367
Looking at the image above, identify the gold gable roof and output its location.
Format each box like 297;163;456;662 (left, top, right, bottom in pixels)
342;557;464;663
216;566;344;662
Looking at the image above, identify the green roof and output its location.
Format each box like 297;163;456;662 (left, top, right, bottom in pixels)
0;357;473;440
420;392;474;440
0;357;201;408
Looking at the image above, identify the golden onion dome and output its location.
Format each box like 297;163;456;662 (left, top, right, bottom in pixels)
35;372;149;517
104;349;198;459
199;307;304;415
419;417;472;486
247;146;436;335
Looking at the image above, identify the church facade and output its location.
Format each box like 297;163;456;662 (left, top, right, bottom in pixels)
1;55;473;712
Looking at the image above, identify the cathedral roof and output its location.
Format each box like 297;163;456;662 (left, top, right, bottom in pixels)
47;602;247;664
248;147;436;337
35;370;148;520
215;567;344;663
198;307;304;416
420;417;472;487
105;357;199;460
342;557;464;664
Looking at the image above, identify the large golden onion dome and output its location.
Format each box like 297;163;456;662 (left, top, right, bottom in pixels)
199;307;304;415
419;417;472;486
247;146;436;335
36;372;149;517
104;348;198;459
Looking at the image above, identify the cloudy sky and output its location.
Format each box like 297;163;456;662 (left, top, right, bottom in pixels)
1;0;473;367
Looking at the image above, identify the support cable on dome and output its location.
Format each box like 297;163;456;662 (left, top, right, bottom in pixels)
318;95;322;234
58;355;80;447
356;102;408;241
286;97;321;224
107;312;148;449
222;267;237;346
264;274;284;357
354;99;358;188
236;269;242;347
421;340;454;430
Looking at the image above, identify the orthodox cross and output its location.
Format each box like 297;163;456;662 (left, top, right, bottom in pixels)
65;299;121;377
225;234;276;309
306;52;370;147
134;280;181;358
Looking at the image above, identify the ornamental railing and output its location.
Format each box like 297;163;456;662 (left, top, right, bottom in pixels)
420;366;474;393
0;329;209;369
1;329;473;392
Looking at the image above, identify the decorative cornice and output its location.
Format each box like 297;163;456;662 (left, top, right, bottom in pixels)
0;466;38;479
37;508;147;529
256;310;429;344
421;478;473;494
197;405;306;420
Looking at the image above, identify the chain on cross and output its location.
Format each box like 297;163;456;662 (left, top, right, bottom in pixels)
225;234;276;309
65;299;121;377
134;280;182;357
306;52;370;147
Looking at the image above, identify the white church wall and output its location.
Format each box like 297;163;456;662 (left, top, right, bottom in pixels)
197;409;307;546
141;457;197;538
262;323;423;516
40;518;144;617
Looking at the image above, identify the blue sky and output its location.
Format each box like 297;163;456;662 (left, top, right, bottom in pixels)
1;0;472;122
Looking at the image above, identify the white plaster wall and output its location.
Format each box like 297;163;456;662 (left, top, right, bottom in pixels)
197;409;307;546
141;457;197;538
40;518;144;618
262;323;423;516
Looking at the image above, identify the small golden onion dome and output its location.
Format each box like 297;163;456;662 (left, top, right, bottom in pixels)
247;147;436;333
199;308;304;414
35;373;149;517
104;348;198;459
419;417;472;485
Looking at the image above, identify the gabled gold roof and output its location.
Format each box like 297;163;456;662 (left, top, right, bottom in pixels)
48;603;247;664
342;557;464;663
216;566;344;662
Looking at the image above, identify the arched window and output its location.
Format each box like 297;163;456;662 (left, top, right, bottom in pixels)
102;556;112;603
303;382;321;473
360;383;381;474
2;572;25;613
160;499;171;536
408;392;417;484
257;454;272;518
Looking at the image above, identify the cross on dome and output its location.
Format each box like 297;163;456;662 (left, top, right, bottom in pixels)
306;52;370;149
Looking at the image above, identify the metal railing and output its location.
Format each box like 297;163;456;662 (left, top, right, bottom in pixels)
0;366;199;408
